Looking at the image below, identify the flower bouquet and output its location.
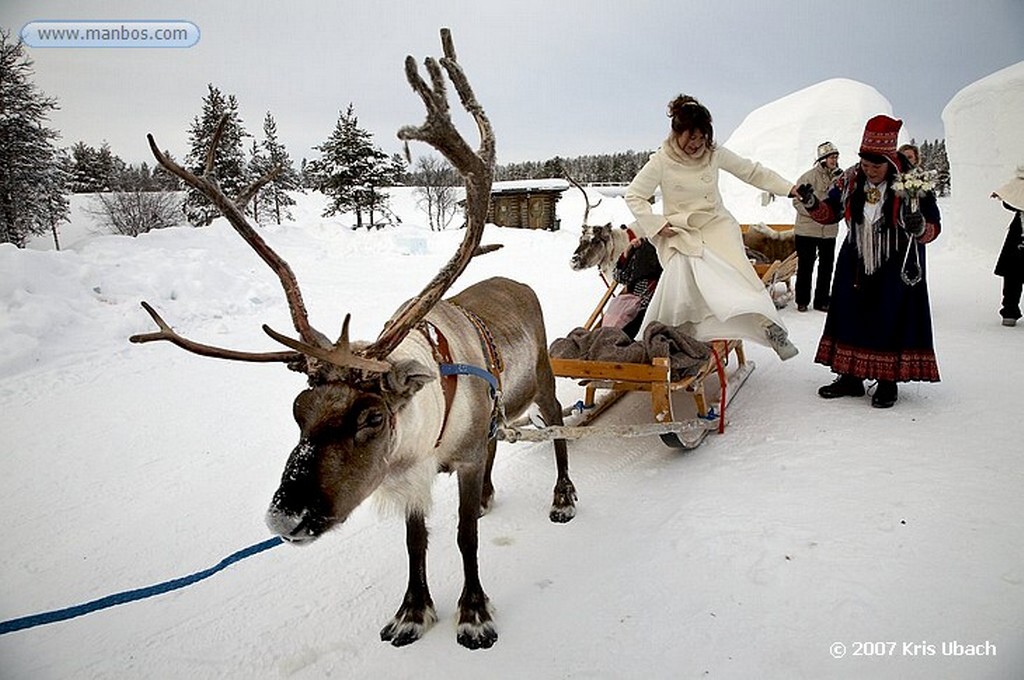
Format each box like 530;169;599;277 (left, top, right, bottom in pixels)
892;167;937;213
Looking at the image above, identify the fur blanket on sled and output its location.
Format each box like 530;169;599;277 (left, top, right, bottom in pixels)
549;322;711;381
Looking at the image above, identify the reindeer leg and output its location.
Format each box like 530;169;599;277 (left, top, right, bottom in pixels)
536;366;578;523
455;463;497;649
380;511;437;646
479;438;497;516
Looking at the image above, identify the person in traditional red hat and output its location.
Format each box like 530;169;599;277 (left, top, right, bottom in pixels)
991;167;1024;326
795;114;941;408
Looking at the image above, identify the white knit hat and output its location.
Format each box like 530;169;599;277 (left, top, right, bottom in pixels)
993;166;1024;212
816;141;839;163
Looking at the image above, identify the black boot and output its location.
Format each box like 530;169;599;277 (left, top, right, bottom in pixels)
871;380;898;408
818;374;865;399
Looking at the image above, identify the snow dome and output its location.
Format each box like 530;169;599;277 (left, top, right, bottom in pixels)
717;78;897;225
942;60;1024;253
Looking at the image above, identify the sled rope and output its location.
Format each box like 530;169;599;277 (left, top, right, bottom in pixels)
0;536;283;636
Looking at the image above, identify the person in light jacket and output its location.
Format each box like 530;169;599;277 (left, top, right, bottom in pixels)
791;142;842;312
991;167;1024;326
624;94;800;360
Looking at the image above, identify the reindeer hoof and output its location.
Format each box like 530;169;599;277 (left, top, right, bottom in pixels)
457;621;498;650
550;482;578;523
549;505;576;523
380;605;437;647
457;592;497;649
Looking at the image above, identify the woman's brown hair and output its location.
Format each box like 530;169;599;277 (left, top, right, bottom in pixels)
668;95;714;148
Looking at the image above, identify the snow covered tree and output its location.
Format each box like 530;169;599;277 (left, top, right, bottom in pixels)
926;139;950;197
413;154;461;230
0;30;69;247
183;84;249;226
247;138;273;224
257;112;301;224
69;141;127;193
307;104;402;229
150;151;182;191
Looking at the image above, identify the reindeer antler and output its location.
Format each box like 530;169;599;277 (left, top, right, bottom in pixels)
132;28;495;376
133;118;364;370
363;27;496;361
561;162;602;226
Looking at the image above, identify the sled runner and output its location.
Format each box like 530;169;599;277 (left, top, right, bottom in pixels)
498;282;755;449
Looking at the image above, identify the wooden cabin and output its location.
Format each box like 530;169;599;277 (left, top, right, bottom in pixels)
486;179;569;231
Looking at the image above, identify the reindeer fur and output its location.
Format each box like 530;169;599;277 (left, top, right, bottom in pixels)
742;222;796;264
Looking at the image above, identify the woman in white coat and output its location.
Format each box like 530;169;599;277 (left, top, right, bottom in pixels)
625;94;799;360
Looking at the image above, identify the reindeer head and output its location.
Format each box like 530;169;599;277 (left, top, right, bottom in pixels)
266;356;436;543
130;28;495;545
570;223;616;271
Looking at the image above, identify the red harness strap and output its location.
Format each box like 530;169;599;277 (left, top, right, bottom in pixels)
417;321;457;448
417;308;504;448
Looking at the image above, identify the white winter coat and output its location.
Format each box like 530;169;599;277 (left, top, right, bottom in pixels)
625;139;795;347
625;140;794;288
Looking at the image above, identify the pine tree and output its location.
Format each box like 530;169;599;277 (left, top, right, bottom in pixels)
930;139;951;196
247;138;272;224
258;112;301;224
69;141;127;192
0;30;69;247
151;151;182;191
307;104;401;229
183;84;249;226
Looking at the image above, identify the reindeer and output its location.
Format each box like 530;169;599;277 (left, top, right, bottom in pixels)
742;221;796;264
570;222;634;282
565;173;662;336
564;168;625;281
129;29;576;651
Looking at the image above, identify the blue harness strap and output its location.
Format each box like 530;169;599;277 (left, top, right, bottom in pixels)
439;362;499;394
438;362;501;438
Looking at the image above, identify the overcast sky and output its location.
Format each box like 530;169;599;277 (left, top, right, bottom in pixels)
3;0;1022;168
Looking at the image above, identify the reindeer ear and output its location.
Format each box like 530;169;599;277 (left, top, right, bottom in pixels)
382;359;436;401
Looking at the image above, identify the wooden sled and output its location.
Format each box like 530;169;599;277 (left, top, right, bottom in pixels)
756;251;798;309
742;223;798;309
497;283;754;449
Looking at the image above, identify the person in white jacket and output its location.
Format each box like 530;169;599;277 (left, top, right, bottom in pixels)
625;94;800;360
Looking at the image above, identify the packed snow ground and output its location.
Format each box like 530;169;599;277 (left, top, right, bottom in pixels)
1;183;1021;679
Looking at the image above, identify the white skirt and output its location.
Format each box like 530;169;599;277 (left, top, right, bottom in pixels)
638;248;787;348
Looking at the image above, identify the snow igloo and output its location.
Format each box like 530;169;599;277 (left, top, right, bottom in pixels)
942;60;1024;254
717;78;899;225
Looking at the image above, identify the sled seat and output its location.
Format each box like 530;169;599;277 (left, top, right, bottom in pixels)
549;338;745;426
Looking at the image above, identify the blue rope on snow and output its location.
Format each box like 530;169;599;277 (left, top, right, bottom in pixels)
0;536;283;636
